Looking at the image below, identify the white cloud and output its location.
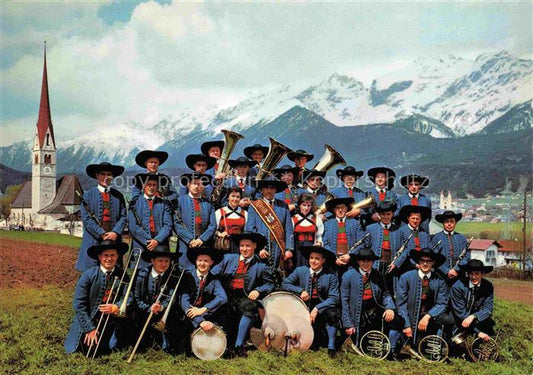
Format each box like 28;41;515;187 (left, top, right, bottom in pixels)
1;1;531;146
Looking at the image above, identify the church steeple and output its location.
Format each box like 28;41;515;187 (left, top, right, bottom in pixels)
36;41;55;149
32;42;57;212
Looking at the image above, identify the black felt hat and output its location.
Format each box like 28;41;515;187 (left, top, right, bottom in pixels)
230;232;268;252
399;205;431;223
135;150;169;168
435;210;463;223
185;154;217;170
243;144;269;159
186;246;223;266
300;245;336;266
375;201;397;213
400;174;430;189
272;164;299;178
201;140;225;156
86;162;125;178
325;197;355;213
287;149;314;162
228;156;257;168
140;244;179;263
409;248;446;268
349;246;380;263
255;177;287;193
335;166;364;179
88;240;128;260
461;259;493;274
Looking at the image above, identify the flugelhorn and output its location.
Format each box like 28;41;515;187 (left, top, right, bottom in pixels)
210;130;244;204
255;138;292;180
316;191;376;215
312;144;346;173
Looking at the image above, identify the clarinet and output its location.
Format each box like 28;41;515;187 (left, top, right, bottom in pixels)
125;196;143;227
386;233;413;273
76;190;103;228
453;237;474;270
348;232;371;254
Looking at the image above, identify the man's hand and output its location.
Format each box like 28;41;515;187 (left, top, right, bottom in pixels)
84;329;99;346
200;320;214;332
403;327;413;337
345;327;356;336
239;198;251;207
300;290;310;301
371;213;381;223
346;208;361;218
288;204;296;212
383;309;395;322
478;332;491;342
284;250;293;260
310;307;318;324
418;314;431;332
187;306;207;319
336;254;350;266
102;232;118;241
218;231;229;238
215;172;227;180
248;290;260;301
146;239;159;251
99;304;118;315
259;249;270;259
151;302;162;314
448;269;458;278
462;315;476;328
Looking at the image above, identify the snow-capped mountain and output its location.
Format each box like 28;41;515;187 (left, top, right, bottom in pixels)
2;51;531;172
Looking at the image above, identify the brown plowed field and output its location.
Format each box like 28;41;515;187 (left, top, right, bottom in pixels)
1;238;532;305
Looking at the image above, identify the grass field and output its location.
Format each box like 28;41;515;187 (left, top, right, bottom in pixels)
454;221;531;241
0;230;82;248
0;285;531;375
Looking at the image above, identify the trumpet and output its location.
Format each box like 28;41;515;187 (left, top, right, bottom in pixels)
116;247;143;318
210;130;245;204
255;138;292;180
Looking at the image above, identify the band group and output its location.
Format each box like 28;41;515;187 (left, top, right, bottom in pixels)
64;136;496;361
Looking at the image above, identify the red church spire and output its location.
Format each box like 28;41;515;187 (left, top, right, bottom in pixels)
36;41;55;148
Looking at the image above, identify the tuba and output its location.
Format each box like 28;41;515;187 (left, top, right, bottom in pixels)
312;144;346;173
210;130;245;204
255;138;292;181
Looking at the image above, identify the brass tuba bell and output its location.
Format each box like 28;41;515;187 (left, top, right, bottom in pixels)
312;144;346;173
210;129;244;204
255;138;292;181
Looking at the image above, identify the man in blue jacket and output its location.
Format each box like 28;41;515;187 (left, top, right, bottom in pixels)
282;245;339;357
330;166;367;224
211;232;274;357
132;150;178;203
396;248;452;348
128;174;173;268
76;162;127;272
366;166;398;225
341;247;401;357
65;240;129;355
432;210;470;285
133;245;180;353
174;172;217;269
450;260;495;342
180;246;227;355
178;153;216;198
396;174;432;232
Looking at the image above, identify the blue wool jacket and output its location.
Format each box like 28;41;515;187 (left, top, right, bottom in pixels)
174;195;217;269
281;266;339;313
450;278;493;333
396;270;448;343
64;266;129;353
393;225;431;272
133;266;174;314
76;186;127;272
245;199;294;268
211;254;274;297
223;176;257;199
341;267;395;343
180;270;227;328
363;223;400;268
128;196;173;268
431;231;470;275
322;218;364;255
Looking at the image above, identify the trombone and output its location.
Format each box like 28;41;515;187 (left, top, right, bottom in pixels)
152;264;187;333
85;276;119;359
127;262;185;363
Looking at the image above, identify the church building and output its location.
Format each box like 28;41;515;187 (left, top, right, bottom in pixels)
10;44;83;233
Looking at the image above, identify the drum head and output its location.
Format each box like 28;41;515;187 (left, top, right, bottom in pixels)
470;337;499;362
359;330;391;360
418;335;449;362
191;325;227;360
260;291;313;354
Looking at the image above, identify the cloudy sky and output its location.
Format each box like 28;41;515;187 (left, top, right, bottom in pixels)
1;1;531;146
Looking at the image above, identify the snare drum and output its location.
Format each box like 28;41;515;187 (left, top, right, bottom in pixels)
191;324;227;360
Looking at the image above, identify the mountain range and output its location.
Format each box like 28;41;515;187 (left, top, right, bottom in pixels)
1;50;531;196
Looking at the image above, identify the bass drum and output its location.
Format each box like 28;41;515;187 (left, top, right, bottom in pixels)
256;291;314;353
191;324;227;360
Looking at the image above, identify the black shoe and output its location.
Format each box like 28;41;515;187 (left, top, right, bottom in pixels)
328;349;337;358
234;346;248;358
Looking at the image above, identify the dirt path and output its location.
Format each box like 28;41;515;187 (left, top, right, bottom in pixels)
1;238;532;305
